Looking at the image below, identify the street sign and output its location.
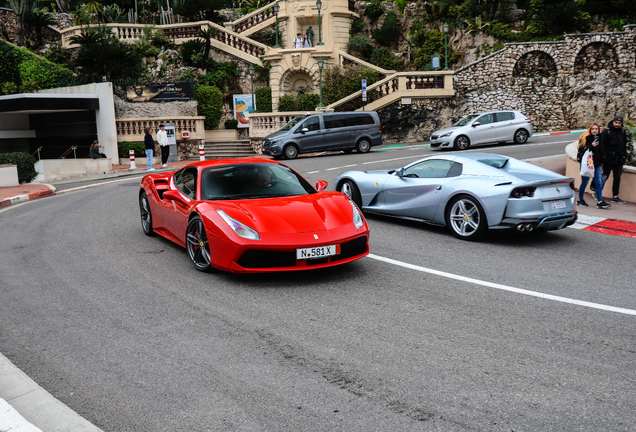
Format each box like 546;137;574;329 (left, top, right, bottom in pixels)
362;79;367;90
362;90;367;101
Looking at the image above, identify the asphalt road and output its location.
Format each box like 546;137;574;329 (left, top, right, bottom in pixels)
2;133;635;431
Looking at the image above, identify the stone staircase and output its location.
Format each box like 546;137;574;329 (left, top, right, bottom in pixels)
202;140;256;159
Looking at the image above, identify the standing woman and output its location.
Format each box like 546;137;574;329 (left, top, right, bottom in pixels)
303;34;312;48
576;123;609;209
144;127;155;171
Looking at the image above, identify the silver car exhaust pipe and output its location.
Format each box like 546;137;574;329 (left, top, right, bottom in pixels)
525;223;534;232
517;224;525;232
517;223;535;233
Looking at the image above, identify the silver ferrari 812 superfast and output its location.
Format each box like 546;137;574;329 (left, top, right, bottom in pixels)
334;153;578;240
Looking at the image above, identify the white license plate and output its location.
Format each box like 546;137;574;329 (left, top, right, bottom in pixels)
551;200;566;210
296;244;339;260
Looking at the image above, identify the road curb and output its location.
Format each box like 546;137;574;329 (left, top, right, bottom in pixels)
0;185;56;209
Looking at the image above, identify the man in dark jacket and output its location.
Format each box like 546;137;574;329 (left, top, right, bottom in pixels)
599;115;628;204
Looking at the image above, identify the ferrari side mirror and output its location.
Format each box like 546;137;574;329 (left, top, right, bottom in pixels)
315;180;328;192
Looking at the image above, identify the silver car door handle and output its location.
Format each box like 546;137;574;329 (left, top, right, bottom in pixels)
435;186;442;190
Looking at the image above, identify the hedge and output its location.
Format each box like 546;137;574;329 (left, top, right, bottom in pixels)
195;85;224;129
255;86;272;113
0;152;38;183
296;93;321;111
278;94;295;112
117;141;147;159
0;39;75;94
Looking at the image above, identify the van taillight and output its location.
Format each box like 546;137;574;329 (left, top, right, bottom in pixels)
379;124;382;133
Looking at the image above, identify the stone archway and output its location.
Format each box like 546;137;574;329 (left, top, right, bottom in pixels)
574;42;618;73
279;67;318;97
513;50;558;77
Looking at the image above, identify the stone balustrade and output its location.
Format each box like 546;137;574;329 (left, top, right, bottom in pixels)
116;117;206;142
60;21;267;60
229;2;277;33
249;111;319;139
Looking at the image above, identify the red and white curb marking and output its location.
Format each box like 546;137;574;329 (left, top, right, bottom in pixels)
569;214;636;239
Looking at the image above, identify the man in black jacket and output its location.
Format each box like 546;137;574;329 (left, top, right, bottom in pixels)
599;115;628;204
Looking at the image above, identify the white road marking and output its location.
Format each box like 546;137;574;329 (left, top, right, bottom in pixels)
569;214;607;230
362;155;425;165
368;253;636;316
306;171;320;174
326;164;358;171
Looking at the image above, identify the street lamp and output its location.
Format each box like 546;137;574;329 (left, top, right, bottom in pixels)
272;3;281;48
443;22;449;71
248;64;257;113
232;0;235;22
317;57;325;107
316;0;323;46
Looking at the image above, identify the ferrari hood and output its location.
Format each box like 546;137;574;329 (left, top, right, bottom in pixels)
208;192;355;234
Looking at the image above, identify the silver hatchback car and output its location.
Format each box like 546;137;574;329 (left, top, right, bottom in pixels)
430;110;533;150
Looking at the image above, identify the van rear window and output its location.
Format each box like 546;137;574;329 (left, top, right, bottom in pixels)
348;114;375;126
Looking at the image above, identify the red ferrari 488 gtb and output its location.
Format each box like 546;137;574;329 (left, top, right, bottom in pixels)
139;158;369;273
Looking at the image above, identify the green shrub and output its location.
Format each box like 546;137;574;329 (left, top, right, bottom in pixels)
296;93;320;111
396;0;407;14
195;85;224;129
350;18;364;35
323;66;380;105
117;141;146;159
347;36;374;58
44;46;72;66
0;152;37;183
372;11;400;46
255;86;272;113
225;119;238;129
371;47;403;70
364;0;385;23
278;94;295;112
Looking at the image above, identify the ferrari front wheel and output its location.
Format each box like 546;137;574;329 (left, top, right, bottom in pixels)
446;195;487;241
338;180;362;208
139;191;154;236
186;216;212;272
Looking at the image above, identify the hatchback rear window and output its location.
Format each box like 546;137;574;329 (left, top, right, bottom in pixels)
496;112;515;121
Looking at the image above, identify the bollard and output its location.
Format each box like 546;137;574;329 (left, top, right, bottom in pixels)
199;144;205;161
129;149;137;169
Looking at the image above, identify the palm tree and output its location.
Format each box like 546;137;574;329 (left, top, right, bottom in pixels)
196;28;219;58
6;0;36;46
25;8;57;48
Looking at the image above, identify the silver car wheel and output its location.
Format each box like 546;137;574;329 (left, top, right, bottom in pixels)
454;136;470;150
338;180;362;207
284;145;298;159
186;216;212;272
448;197;486;240
514;129;529;144
356;139;371;153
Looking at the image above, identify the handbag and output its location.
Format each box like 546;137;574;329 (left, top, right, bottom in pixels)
579;149;594;178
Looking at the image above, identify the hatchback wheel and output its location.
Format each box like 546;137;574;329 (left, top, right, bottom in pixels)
446;195;487;240
453;135;470;150
186;216;212;272
356;139;371;153
514;129;529;144
338;180;362;208
139;191;154;236
284;144;298;159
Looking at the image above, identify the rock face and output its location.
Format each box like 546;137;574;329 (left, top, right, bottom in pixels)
114;96;198;118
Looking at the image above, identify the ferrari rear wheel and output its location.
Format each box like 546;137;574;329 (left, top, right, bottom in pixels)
186;216;212;272
446;195;487;241
338;180;362;208
139;191;154;236
453;135;470;150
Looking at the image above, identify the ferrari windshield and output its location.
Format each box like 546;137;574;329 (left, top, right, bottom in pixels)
201;163;316;200
453;114;480;126
279;116;304;131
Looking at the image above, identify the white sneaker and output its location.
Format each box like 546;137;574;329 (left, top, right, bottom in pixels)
147;168;156;171
162;164;167;167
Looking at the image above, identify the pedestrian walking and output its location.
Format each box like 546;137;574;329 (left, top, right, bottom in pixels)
144;127;155;171
599;115;628;204
157;123;169;168
576;123;609;209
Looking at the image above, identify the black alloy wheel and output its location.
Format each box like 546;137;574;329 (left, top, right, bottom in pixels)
445;195;487;240
139;191;154;236
186;216;212;272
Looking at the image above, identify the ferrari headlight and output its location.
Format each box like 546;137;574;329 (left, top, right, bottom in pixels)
439;132;453;138
349;200;364;229
216;210;260;240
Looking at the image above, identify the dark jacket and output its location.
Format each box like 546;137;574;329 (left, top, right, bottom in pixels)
577;134;605;168
599;121;627;164
144;133;154;150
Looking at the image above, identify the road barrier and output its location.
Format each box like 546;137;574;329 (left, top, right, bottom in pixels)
129;150;137;170
199;144;205;161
